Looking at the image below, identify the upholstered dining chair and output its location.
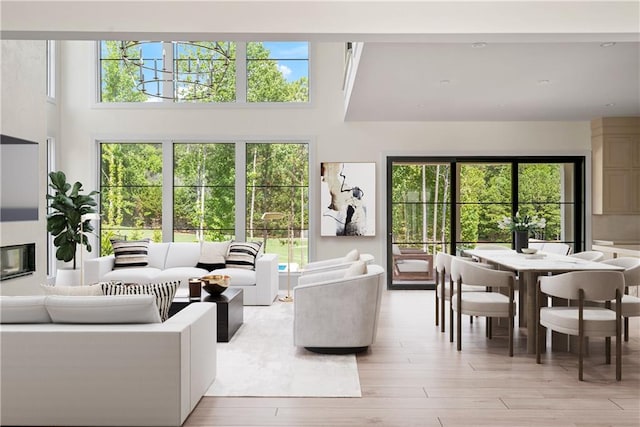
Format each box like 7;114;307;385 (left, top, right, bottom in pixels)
569;250;604;262
536;271;625;381
450;257;517;356
435;253;486;337
600;257;640;341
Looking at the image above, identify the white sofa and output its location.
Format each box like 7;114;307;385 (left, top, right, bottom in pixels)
0;299;216;427
84;242;279;305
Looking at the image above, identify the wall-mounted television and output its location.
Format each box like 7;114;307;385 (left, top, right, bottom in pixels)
0;134;39;222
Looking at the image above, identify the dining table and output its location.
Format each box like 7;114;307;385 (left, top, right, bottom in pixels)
462;249;625;353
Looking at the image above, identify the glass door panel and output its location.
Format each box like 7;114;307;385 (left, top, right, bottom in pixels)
456;163;512;253
390;162;450;289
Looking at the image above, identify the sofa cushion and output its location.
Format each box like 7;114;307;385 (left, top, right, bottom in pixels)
103;267;161;284
148;242;170;269
102;281;179;321
111;238;151;269
344;260;367;278
165;242;202;269
0;295;51;324
41;282;114;296
210;267;256;286
154;267;209;288
196;241;231;270
45;295;161;324
226;241;262;270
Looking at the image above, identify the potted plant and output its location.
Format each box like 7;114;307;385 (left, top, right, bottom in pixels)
46;171;99;284
497;211;546;253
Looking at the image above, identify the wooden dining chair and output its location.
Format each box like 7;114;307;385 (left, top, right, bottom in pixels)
600;257;640;341
450;257;516;356
536;271;625;381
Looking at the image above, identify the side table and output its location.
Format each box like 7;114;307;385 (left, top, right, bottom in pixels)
169;288;243;342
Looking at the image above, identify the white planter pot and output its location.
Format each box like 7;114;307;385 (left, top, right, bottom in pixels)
55;268;81;286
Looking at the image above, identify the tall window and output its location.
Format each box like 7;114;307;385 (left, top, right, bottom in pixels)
99;143;163;254
173;143;236;241
246;143;309;266
46;137;56;276
99;140;310;265
99;41;309;103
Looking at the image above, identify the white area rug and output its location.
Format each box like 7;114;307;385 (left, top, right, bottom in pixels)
205;299;362;397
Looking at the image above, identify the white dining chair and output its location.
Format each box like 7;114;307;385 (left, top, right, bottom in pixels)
600;257;640;341
536;270;624;381
569;250;604;262
434;253;486;336
450;257;517;356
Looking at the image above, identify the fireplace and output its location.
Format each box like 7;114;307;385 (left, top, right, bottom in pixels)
0;243;35;281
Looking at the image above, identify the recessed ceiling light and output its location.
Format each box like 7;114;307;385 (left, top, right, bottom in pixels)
605;103;616;107
600;42;616;48
537;79;551;85
439;79;450;85
471;42;487;48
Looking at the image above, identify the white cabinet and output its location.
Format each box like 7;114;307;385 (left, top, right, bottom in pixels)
591;117;640;214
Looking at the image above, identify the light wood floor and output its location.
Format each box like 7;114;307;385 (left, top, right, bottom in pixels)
185;290;640;426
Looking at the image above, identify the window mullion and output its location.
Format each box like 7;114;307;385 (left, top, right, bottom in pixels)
235;141;247;240
163;140;173;241
236;41;247;103
163;42;174;102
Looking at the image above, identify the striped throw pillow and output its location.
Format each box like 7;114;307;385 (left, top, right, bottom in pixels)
225;241;262;270
101;281;179;321
111;239;150;269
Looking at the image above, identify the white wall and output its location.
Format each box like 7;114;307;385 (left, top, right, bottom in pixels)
0;40;48;295
58;41;592;267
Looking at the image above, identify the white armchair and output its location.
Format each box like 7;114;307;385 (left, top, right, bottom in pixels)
293;263;385;353
301;249;374;276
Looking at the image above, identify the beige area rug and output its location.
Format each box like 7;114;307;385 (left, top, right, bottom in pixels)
205;299;362;397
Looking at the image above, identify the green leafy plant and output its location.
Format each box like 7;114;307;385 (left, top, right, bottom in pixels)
46;171;99;269
497;211;546;233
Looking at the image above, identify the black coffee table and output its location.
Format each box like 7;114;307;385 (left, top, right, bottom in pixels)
169;288;243;342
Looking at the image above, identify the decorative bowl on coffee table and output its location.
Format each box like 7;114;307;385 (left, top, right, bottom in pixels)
201;274;231;295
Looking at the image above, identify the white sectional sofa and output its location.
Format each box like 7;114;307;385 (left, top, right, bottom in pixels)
0;298;216;427
84;242;279;305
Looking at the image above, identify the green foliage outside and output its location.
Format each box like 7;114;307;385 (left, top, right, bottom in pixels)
392;163;565;254
100;41;308;103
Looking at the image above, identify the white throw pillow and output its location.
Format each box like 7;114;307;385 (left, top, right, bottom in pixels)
197;241;231;269
45;295;161;324
0;295;51;323
343;260;367;278
344;249;360;262
41;283;106;296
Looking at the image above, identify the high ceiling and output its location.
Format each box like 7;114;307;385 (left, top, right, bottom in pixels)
2;1;639;122
345;41;640;121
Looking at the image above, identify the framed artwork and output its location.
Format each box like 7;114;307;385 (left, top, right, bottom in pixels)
320;162;375;236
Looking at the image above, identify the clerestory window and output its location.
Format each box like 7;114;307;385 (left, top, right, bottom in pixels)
98;41;309;103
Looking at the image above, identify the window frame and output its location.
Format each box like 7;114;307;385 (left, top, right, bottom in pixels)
96;138;313;263
94;41;311;107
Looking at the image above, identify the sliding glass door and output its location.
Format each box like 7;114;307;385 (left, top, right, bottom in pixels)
387;156;585;290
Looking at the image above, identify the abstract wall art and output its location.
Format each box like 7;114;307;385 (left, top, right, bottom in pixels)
320;162;375;236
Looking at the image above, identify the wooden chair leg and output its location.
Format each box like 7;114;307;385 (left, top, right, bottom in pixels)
470;315;473;324
579;332;584;381
624;317;629;342
440;292;446;333
508;315;514;357
449;302;454;343
435;293;439;327
488;317;492;339
605;337;611;365
617;295;622;381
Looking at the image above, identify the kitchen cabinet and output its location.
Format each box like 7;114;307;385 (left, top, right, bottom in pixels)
591;117;640;214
